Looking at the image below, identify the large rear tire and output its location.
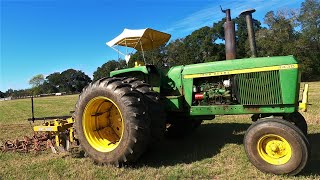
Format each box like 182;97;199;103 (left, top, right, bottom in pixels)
244;118;310;175
74;77;150;166
122;77;166;143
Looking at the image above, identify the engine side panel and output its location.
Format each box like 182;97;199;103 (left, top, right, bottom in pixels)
179;56;300;115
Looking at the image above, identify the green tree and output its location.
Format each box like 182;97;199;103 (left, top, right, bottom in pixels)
166;38;189;66
46;72;62;88
184;26;222;64
29;74;45;95
29;74;44;87
93;60;126;81
166;23;226;66
0;91;5;98
299;0;320;46
44;72;63;93
5;89;14;97
128;45;167;68
40;81;58;93
60;69;92;93
256;10;297;56
297;0;320;80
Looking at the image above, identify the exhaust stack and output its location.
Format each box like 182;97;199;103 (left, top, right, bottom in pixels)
240;9;257;57
221;7;236;60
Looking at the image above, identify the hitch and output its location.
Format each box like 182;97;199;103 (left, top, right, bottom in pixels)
299;84;309;112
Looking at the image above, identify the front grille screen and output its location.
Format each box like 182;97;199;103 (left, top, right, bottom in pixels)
235;70;282;105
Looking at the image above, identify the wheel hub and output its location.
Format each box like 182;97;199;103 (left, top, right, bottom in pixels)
82;96;124;152
257;134;292;165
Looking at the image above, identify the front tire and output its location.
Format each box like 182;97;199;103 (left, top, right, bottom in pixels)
74;77;150;166
285;112;308;135
244;118;310;175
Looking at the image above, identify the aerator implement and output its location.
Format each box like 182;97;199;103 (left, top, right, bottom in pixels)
0;96;77;153
2;7;310;176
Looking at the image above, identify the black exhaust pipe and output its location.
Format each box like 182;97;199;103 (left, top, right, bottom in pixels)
240;9;257;57
221;7;236;60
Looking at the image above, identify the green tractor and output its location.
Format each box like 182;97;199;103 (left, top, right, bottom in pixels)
73;8;310;175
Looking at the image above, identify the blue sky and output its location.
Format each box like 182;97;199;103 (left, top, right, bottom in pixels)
1;0;303;91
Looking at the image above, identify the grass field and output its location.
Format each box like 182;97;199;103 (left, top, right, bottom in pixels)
0;82;319;179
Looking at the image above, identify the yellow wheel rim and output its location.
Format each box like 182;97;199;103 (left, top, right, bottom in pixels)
257;134;292;165
82;96;124;152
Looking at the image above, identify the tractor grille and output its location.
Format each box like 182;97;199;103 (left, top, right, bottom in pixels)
235;70;282;105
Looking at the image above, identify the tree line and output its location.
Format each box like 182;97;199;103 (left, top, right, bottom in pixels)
1;69;92;98
93;0;319;81
1;0;319;98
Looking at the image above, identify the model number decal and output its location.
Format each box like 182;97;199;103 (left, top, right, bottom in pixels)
280;64;297;69
201;71;230;77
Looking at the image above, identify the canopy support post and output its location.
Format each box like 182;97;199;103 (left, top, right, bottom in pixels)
140;41;146;65
110;46;126;57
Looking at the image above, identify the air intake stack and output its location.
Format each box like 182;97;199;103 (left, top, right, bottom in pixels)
240;9;257;57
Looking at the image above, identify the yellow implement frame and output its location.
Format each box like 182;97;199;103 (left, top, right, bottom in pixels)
33;118;75;147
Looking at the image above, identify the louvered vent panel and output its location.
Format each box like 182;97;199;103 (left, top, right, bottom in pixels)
236;70;282;105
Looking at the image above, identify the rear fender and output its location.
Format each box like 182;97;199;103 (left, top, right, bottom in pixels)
110;65;161;92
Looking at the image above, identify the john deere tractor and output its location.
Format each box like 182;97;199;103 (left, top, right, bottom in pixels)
73;8;310;175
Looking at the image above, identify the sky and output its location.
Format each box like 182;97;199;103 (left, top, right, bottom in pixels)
0;0;304;91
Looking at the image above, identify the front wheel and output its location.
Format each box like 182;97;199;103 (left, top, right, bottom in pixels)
244;118;310;175
285;112;308;135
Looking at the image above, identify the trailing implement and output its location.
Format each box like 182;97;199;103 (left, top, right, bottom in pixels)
1;115;77;153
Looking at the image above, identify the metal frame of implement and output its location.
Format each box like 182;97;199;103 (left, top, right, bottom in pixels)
28;97;76;151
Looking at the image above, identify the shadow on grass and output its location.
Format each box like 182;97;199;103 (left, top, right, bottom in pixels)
136;123;320;176
137;123;250;167
70;122;319;176
301;133;320;176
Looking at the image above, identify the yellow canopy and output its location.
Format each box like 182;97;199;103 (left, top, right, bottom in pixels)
106;28;171;51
